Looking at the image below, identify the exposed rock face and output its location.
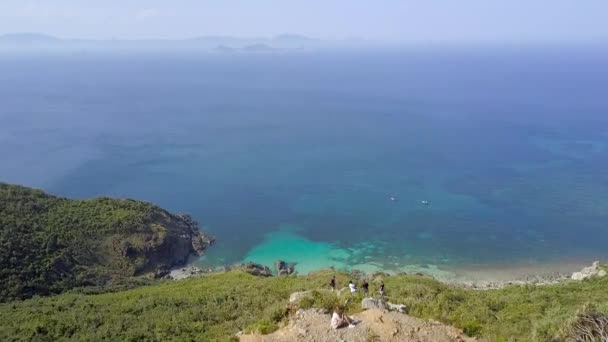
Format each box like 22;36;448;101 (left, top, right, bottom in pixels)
241;262;273;277
168;265;208;280
388;302;408;313
361;298;407;313
240;308;475;342
362;298;389;310
275;260;296;276
179;214;215;256
572;261;607;281
132;212;215;278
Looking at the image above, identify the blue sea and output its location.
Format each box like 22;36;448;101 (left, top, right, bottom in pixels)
1;46;607;277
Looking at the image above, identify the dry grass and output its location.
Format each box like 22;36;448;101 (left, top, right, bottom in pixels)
563;304;608;342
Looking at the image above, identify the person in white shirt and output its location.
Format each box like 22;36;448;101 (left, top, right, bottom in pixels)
349;280;356;294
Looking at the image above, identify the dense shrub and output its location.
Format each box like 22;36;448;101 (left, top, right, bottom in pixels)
0;183;197;301
1;270;608;341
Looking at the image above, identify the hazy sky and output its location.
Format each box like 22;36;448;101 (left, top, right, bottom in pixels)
1;0;607;43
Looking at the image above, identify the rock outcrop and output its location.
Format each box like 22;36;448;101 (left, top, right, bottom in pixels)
361;298;407;313
240;308;475;342
168;265;208;280
241;262;273;277
571;261;607;281
275;260;296;276
179;214;215;256
135;213;215;278
362;297;389;310
388;302;408;313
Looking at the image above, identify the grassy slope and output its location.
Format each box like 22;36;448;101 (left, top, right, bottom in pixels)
1;270;607;341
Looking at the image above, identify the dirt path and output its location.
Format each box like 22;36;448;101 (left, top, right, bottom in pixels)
241;308;475;342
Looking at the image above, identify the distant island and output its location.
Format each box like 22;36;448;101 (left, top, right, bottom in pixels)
242;43;276;52
0;33;62;44
0;32;367;52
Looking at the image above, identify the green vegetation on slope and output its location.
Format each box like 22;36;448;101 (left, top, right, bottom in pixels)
2;182;606;340
0;183;211;301
1;270;607;341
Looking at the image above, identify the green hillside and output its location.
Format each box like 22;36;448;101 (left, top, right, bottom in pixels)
0;183;212;301
1;183;607;341
1;270;607;341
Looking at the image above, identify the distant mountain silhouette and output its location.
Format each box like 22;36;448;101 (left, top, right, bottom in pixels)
214;45;237;53
0;32;372;50
0;33;62;44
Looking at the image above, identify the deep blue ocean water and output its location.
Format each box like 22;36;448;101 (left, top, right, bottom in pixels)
1;47;607;274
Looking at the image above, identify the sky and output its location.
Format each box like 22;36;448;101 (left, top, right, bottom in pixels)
0;0;607;43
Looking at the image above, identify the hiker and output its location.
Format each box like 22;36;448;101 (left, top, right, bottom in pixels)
349;280;357;294
362;280;369;295
379;283;385;298
330;306;356;329
330;275;336;291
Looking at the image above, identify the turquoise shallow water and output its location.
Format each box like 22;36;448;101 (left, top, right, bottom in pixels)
243;227;352;275
1;48;608;275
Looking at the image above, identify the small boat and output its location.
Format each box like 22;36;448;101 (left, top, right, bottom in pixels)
420;200;430;205
389;196;398;202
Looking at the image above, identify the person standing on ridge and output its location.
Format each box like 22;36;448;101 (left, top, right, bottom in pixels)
362;280;369;296
349;280;357;295
379;283;385;298
330;275;336;291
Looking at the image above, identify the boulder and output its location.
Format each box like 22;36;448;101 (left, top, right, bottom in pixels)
289;289;334;304
361;298;407;313
572;261;607;281
388;302;408;313
289;290;315;304
361;298;389;310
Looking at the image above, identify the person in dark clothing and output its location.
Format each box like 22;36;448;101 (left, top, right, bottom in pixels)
379;283;385;298
362;281;369;295
330;275;336;291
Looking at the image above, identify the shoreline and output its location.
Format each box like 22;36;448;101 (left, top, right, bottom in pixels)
200;229;608;287
170;257;606;289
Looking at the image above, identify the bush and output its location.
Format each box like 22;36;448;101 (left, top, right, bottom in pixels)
2;272;608;340
561;304;608;341
299;297;314;309
245;320;279;335
462;321;483;336
266;303;289;323
312;290;341;313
